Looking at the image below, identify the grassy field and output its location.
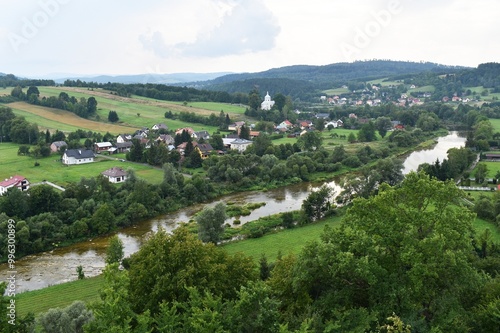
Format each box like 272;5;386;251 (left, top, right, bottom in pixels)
35;86;246;130
8;101;139;134
408;85;435;93
322;87;350;95
224;215;341;262
488;118;500;132
470;160;500;179
16;275;104;317
1;86;249;136
0;142;163;186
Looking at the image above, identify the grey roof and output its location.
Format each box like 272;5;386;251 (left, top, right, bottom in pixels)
101;167;127;177
231;138;253;145
116;141;133;148
64;149;95;159
51;141;67;147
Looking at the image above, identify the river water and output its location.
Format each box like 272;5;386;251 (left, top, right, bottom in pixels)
0;132;466;293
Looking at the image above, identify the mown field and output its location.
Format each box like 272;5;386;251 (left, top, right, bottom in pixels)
37;86;246;130
1;86;247;135
16;275;104;317
0;142;163;186
8;101;138;134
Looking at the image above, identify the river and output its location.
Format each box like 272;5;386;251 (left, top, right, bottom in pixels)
0;132;466;293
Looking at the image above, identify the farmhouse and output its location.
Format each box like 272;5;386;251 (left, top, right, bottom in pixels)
0;175;30;195
101;167;128;183
95;142;113;153
50;141;67;153
62;149;95;165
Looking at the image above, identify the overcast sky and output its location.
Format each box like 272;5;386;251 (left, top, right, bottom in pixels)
0;0;499;78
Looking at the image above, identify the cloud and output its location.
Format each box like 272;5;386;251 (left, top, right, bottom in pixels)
139;30;174;58
142;0;280;58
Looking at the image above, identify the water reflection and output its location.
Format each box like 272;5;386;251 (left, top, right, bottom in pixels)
403;132;466;174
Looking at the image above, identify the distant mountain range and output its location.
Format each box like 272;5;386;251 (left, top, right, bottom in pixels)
49;72;234;85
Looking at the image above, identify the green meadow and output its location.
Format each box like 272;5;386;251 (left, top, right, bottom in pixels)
0;142;163;186
16;275;104;317
35;86;246;132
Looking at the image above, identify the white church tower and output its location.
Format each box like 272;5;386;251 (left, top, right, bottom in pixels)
261;91;275;110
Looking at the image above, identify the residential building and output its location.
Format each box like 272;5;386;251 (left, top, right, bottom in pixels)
95;142;113;153
151;123;168;131
50;141;67;153
62;149;95;165
101;167;128;183
0;175;30;195
192;130;210;141
230;138;253;152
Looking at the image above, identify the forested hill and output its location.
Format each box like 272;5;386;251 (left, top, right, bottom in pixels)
454;62;500;89
189;60;466;93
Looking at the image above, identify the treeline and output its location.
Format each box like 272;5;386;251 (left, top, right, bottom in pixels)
0;73;54;88
165;109;231;129
63;79;250;104
10;86;97;119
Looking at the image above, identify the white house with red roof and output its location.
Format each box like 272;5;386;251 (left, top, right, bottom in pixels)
0;175;30;195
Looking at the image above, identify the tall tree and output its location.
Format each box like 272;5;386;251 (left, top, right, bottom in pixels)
106;235;124;265
196;202;227;244
128;227;257;315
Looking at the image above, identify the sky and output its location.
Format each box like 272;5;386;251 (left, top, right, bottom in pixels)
0;0;499;78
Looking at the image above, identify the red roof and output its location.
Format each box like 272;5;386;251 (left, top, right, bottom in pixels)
0;175;26;187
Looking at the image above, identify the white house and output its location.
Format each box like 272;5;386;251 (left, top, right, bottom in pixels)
261;92;275;110
152;123;168;131
325;119;344;128
116;134;132;143
62;149;95;165
230;138;253;152
101;167;127;183
0;175;30;195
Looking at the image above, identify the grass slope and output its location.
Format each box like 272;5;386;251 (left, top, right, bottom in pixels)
223;215;342;262
16;275;104;317
36;86;246;130
9;101;138;134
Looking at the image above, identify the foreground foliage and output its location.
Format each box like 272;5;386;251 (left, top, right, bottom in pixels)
9;172;497;333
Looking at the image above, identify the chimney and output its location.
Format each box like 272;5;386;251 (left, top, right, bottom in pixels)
79;150;82;155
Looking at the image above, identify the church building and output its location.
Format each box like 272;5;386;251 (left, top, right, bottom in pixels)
261;92;275;110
